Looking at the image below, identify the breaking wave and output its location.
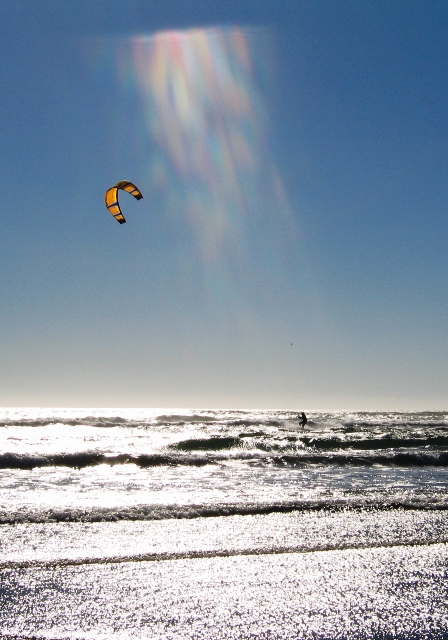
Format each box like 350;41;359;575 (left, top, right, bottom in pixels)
2;499;448;525
3;448;448;470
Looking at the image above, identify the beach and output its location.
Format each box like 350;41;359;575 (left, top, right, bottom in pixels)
2;511;448;638
1;409;448;637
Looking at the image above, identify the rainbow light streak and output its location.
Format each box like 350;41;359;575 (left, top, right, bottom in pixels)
124;27;292;263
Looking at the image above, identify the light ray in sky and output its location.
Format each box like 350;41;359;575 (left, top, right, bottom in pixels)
118;27;296;265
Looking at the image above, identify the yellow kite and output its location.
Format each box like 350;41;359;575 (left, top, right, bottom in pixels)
104;181;143;224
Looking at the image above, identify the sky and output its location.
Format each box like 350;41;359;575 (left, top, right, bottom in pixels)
1;0;447;410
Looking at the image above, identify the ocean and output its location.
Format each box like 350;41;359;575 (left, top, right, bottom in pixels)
1;408;448;638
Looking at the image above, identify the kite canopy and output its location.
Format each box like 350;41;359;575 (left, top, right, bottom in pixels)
105;180;143;224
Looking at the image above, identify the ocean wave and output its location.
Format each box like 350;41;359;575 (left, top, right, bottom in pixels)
225;419;283;427
169;436;242;451
0;413;290;430
2;412;447;431
3;449;448;470
0;452;213;470
342;420;448;429
5;535;448;571
168;433;448;454
0;416;129;428
156;413;217;423
300;435;448;450
1;499;448;525
268;451;448;467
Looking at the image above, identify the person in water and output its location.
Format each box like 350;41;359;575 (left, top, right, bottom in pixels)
298;412;307;427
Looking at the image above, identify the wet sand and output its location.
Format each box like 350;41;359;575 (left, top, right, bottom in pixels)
1;510;448;638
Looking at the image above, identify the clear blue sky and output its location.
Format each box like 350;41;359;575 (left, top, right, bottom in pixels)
1;1;447;410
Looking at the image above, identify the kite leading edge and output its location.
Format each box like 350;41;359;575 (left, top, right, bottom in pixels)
105;180;143;224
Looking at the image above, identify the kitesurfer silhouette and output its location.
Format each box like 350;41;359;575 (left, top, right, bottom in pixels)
298;412;307;427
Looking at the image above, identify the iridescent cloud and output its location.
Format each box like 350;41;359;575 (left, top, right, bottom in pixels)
121;27;294;263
